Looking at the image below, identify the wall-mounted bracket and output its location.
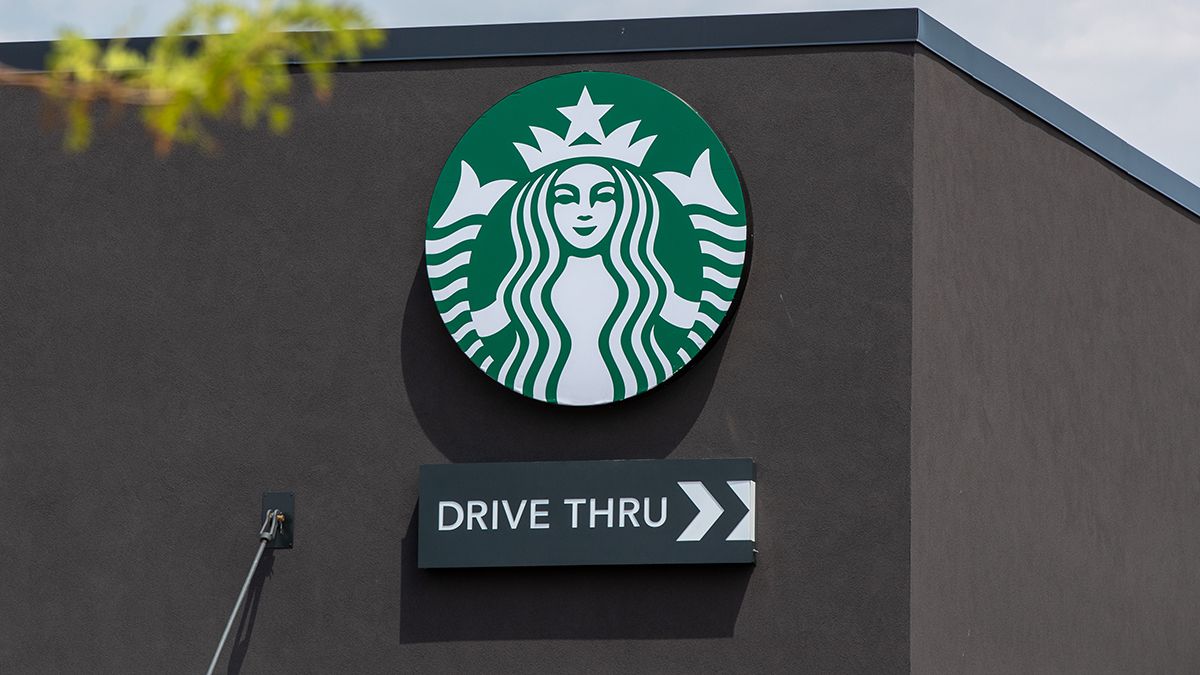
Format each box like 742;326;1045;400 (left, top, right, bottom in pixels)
261;491;294;549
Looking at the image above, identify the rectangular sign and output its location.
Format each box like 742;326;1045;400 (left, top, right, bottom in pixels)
418;458;755;568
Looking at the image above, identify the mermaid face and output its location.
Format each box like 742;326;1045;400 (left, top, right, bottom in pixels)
551;163;618;251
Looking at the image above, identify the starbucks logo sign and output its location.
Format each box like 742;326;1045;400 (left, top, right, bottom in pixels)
426;72;748;405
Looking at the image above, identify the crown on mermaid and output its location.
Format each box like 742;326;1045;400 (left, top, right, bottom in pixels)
514;87;656;172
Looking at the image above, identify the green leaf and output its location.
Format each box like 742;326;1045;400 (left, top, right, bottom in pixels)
35;0;384;152
268;105;292;134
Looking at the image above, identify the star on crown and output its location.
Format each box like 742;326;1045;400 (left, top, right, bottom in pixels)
513;87;657;172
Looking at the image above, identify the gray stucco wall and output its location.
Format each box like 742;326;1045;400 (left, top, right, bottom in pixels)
0;46;913;672
911;49;1200;673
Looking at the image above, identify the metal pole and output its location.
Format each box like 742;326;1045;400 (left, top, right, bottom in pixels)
206;510;281;675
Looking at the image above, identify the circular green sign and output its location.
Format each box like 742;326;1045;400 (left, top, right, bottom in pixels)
426;71;748;405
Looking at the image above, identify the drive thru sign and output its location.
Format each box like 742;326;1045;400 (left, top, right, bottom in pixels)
418;458;756;568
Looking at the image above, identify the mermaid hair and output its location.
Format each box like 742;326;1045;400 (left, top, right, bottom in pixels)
494;162;676;402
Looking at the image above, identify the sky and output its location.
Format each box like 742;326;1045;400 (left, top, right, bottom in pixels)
1;0;1197;186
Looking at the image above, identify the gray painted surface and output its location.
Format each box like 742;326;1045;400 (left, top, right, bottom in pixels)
912;49;1200;673
0;47;913;672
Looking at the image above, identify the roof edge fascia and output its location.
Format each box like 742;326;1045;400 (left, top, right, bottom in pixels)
1;9;1195;217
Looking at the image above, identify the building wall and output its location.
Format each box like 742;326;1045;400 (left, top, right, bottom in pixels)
0;46;914;673
912;49;1200;673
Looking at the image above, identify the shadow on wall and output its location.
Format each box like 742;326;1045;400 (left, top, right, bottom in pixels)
398;260;752;641
400;261;731;463
225;549;274;675
396;510;752;642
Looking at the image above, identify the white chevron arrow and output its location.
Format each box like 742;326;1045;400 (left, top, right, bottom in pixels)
676;481;724;541
725;480;755;541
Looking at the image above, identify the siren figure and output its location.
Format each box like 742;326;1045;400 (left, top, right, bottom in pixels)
427;83;746;405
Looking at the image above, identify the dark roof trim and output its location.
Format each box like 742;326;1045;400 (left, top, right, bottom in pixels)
2;9;1196;217
914;13;1200;217
0;9;921;69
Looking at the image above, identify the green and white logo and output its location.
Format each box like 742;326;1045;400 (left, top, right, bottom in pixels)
426;71;748;406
